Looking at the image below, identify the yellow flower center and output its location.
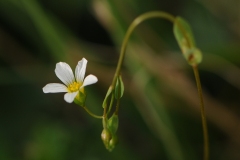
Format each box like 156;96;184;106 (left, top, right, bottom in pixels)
68;82;81;92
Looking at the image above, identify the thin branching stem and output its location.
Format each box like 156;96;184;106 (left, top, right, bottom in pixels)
83;106;103;119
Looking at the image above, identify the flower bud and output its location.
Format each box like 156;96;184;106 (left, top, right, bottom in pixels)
101;116;119;151
101;129;111;149
108;135;118;151
184;48;202;66
173;16;202;66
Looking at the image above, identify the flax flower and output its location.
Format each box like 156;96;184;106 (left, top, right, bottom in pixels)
43;58;98;104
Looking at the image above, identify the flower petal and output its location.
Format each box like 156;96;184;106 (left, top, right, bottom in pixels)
75;58;87;83
80;74;98;88
43;83;68;93
55;62;75;86
64;91;78;103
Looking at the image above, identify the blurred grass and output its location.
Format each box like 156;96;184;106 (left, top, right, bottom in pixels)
1;0;240;160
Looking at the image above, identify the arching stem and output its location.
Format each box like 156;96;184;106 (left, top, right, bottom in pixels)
111;11;175;88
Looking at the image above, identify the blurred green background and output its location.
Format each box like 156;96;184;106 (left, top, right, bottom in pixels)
1;0;240;159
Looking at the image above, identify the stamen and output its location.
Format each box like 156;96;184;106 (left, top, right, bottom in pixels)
68;82;81;92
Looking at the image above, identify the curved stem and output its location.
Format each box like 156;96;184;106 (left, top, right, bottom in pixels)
83;106;103;119
111;11;175;87
193;66;209;160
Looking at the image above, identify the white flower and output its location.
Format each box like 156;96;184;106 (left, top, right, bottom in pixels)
42;58;98;103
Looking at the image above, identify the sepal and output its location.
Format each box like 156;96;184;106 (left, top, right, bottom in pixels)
74;91;86;107
102;86;113;108
108;114;119;134
114;75;124;99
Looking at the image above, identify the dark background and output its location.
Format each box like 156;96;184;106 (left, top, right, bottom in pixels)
1;0;240;159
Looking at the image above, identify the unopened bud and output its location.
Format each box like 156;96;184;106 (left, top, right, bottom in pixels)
184;48;202;66
101;129;111;149
108;135;118;151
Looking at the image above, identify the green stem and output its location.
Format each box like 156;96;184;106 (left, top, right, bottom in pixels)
111;11;175;88
193;66;209;160
83;106;103;119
